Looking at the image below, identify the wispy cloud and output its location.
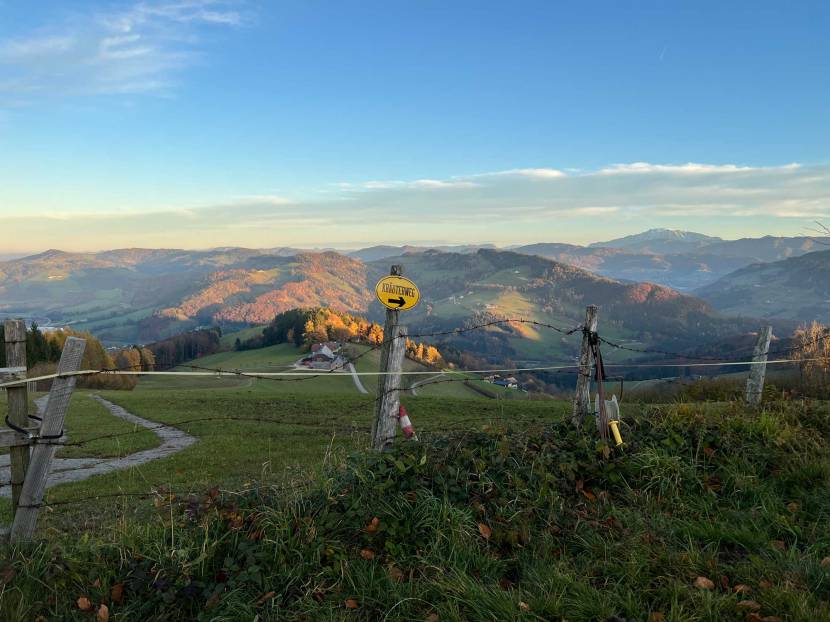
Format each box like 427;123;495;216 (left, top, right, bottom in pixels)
5;161;830;251
0;1;244;97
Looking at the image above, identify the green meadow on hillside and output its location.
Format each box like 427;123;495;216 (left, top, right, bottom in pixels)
1;394;829;621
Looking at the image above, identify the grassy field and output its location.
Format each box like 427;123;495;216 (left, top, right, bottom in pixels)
1;395;828;621
3;336;828;621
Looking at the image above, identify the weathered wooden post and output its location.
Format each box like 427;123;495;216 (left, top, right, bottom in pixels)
372;265;408;451
745;325;772;407
572;305;598;427
4;319;29;513
10;336;86;541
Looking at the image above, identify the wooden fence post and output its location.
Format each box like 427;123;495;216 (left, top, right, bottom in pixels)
10;336;86;541
572;305;598;428
4;319;29;514
745;325;772;407
372;265;407;451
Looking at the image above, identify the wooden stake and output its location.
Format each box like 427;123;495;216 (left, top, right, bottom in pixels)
10;336;86;541
372;265;407;451
4;319;29;514
572;305;598;427
745;325;772;407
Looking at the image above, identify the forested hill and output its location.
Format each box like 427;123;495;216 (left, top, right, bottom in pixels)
696;249;830;323
0;246;775;361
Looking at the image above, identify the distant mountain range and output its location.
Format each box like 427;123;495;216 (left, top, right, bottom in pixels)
1;229;825;361
349;229;830;291
695;249;830;323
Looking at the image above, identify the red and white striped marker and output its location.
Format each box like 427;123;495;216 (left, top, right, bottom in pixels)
398;405;418;440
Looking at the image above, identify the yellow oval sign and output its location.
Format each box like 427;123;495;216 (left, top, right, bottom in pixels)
375;275;420;311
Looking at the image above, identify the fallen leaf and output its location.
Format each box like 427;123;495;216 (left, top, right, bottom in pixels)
703;447;715;457
693;576;715;590
110;583;124;604
34;617;47;622
649;613;666;622
821;557;830;568
581;489;597;502
759;579;774;589
518;601;530;611
478;523;492;540
366;517;380;534
0;565;16;586
96;604;110;622
359;549;375;561
344;598;360;609
388;566;404;582
786;502;799;513
737;600;761;612
426;614;439;622
770;540;786;551
734;584;752;594
720;575;731;589
77;597;93;612
256;591;276;606
92;578;101;589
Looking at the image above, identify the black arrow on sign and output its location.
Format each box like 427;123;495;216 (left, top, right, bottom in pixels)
387;296;406;308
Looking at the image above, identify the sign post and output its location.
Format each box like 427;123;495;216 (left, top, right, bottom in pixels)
372;266;419;450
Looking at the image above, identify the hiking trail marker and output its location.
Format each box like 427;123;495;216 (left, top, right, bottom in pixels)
375;275;420;311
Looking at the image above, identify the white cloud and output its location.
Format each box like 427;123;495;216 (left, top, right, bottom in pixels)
491;168;567;179
0;1;243;97
596;162;801;175
5;161;830;251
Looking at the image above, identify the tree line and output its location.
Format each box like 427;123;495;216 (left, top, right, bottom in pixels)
237;307;443;367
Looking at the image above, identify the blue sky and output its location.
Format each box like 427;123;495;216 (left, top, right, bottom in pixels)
1;0;828;252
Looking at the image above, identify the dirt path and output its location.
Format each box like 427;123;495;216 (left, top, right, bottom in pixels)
0;395;196;497
348;363;369;394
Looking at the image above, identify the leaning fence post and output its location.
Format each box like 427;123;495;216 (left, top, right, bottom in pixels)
10;336;86;541
572;305;598;428
4;319;29;514
372;265;407;451
745;325;772;407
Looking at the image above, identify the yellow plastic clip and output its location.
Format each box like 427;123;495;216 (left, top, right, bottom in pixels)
609;420;623;447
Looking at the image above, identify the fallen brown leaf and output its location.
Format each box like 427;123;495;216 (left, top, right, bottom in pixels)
770;540;786;551
426;614;439;622
759;579;773;589
388;566;404;582
110;583;124;604
77;597;93;612
734;584;752;594
344;598;360;609
359;549;375;561
96;604;110;622
518;601;530;611
736;600;761;612
581;489;597;502
693;576;715;590
649;613;666;622
786;502;800;513
0;565;16;586
821;556;830;568
478;523;492;540
256;591;276;606
366;517;380;534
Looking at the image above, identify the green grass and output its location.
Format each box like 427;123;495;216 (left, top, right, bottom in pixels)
218;325;268;349
0;392;159;459
2;398;829;621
